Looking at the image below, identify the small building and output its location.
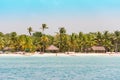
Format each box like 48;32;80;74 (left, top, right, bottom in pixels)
3;47;11;51
91;46;106;53
46;45;59;52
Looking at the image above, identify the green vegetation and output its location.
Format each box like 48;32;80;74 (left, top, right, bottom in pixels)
0;25;120;53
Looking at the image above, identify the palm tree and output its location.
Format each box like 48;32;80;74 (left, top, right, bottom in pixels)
4;33;11;49
0;37;4;50
114;31;120;52
95;31;104;46
77;32;84;52
41;24;48;34
59;27;66;52
33;32;42;37
40;24;48;53
59;27;66;34
40;36;49;52
27;27;33;36
9;32;18;51
0;32;4;37
0;32;4;50
69;33;78;52
18;35;34;52
32;32;43;52
102;31;112;52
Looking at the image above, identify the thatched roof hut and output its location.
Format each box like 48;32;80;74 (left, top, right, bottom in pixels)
46;45;59;51
91;46;106;53
3;47;11;51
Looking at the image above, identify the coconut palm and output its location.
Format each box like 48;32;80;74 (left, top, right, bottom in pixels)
95;31;104;46
41;24;48;34
40;35;49;52
18;35;34;52
40;24;48;52
69;33;78;52
4;33;11;48
77;32;84;52
102;31;112;52
114;31;120;52
59;27;66;34
9;32;18;51
0;37;4;50
32;32;43;52
0;32;4;37
27;27;33;36
59;27;66;52
33;32;42;37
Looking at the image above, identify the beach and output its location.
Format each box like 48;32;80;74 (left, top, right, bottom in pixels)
0;52;120;57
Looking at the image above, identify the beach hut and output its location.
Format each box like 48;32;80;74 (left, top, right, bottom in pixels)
3;47;11;51
91;46;106;53
46;45;59;51
3;47;12;53
46;45;59;56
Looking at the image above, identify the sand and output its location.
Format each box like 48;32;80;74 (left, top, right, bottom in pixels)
0;52;119;57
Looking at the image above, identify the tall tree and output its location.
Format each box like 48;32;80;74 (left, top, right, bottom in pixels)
27;27;33;36
114;31;120;52
9;32;18;51
102;31;112;52
41;24;48;34
40;36;49;52
0;32;4;37
59;27;66;52
77;32;84;52
32;32;43;52
40;24;48;52
33;32;42;37
95;31;104;46
18;35;34;52
69;33;78;52
0;37;4;50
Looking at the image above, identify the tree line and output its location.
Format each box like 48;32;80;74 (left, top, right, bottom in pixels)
0;24;120;53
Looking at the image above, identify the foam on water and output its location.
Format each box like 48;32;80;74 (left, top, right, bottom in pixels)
0;56;120;80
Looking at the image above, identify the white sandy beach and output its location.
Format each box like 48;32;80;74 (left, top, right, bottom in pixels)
0;52;120;57
33;53;120;57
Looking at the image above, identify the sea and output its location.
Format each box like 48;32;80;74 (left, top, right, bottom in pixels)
0;56;120;80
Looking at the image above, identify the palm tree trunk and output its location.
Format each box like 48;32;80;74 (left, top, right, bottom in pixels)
115;43;118;53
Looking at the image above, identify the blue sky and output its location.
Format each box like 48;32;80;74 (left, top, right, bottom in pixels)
0;0;120;35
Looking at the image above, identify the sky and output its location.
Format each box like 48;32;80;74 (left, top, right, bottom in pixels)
0;0;120;35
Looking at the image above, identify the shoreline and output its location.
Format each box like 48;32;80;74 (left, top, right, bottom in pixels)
0;52;120;57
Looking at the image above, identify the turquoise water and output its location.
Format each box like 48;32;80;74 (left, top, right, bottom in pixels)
0;56;120;80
